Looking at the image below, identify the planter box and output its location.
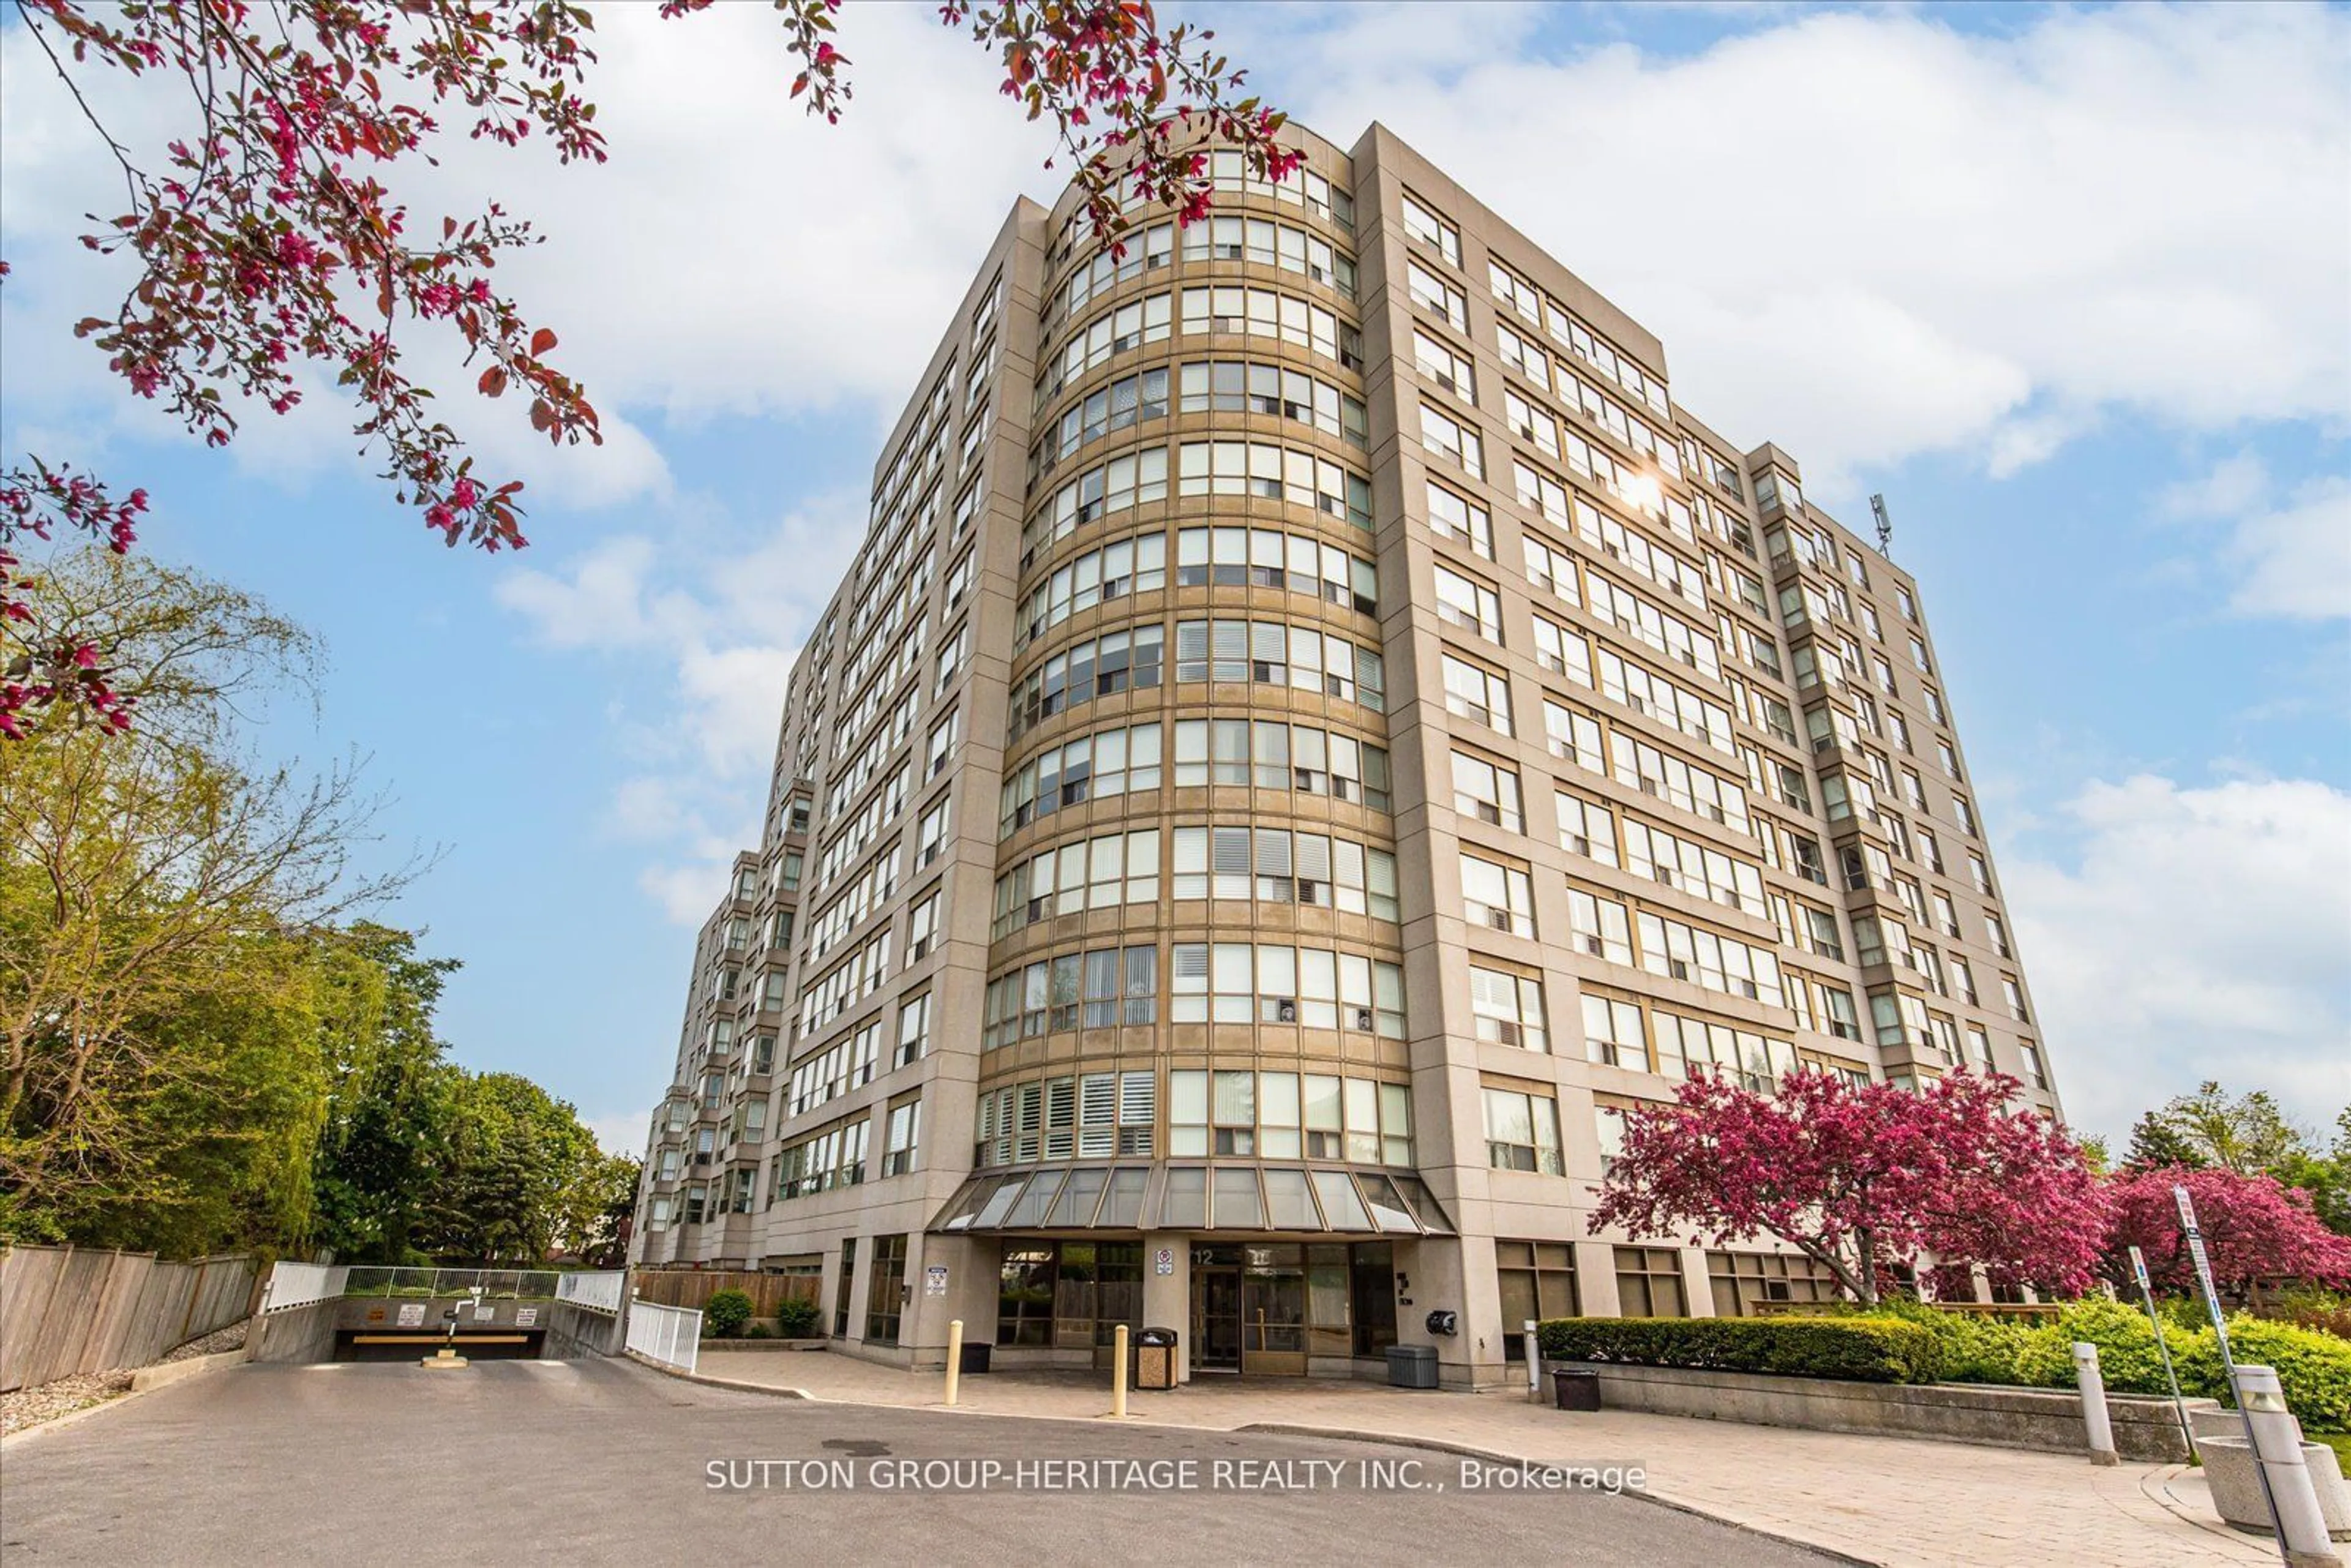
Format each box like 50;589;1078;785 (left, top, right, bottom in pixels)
697;1338;831;1352
1559;1360;2205;1461
2199;1436;2351;1540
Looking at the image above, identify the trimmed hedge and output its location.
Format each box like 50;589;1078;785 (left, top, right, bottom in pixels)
1537;1315;1942;1385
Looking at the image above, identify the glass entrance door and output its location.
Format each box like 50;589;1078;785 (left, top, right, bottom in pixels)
1191;1266;1242;1371
1241;1270;1308;1376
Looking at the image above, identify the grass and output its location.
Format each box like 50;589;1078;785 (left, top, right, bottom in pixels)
2314;1431;2351;1468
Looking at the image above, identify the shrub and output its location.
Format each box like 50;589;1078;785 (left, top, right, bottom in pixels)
743;1320;773;1339
2011;1297;2200;1397
776;1296;823;1338
1537;1316;1941;1384
702;1289;754;1338
2179;1316;2351;1433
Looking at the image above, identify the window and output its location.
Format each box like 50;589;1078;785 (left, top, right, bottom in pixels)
1460;852;1535;936
882;1098;921;1177
1532;615;1592;686
1567;887;1634;964
1952;795;1978;836
1164;943;1406;1037
1544;699;1605;774
2019;1040;2049;1090
934;623;967;696
1581;993;1644;1069
1985;912;2011;958
893;994;934;1068
2002;975;2030;1022
1406;259;1466;329
1413;329;1477;402
1400;191;1460;266
1434;565;1502;642
916;796;951;868
1168;1069;1409;1163
1707;1251;1845;1316
1483;1086;1564;1175
865;1235;909;1345
1442;652;1513;734
1419;400;1483;478
1426;480;1493;558
1496;1243;1577;1353
1451;751;1523;832
1613;1247;1686;1316
1937;740;1962;781
1554;790;1618;864
1470;964;1548;1051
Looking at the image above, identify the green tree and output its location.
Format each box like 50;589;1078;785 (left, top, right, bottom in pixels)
0;552;407;1248
420;1071;601;1266
309;926;465;1264
2147;1081;2312;1174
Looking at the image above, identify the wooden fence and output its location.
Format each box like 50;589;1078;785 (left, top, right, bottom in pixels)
631;1267;821;1320
0;1245;258;1392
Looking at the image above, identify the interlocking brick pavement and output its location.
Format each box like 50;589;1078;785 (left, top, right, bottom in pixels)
674;1347;2275;1567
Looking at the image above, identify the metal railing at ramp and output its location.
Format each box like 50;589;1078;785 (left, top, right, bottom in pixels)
554;1271;626;1315
259;1262;349;1312
624;1300;702;1375
339;1266;562;1300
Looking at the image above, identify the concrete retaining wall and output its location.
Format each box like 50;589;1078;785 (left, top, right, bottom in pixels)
247;1299;340;1365
544;1302;626;1359
1562;1360;2202;1462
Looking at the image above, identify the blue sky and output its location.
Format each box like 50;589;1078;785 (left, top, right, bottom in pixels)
3;2;2345;1152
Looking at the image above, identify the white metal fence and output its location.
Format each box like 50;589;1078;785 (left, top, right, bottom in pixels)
260;1262;349;1313
555;1270;626;1316
624;1300;701;1375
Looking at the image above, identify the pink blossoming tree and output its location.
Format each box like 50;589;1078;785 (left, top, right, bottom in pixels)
1;0;1297;738
1592;1068;2110;1306
2105;1164;2351;1303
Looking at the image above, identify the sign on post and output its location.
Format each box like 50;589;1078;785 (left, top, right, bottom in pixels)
2176;1184;2287;1560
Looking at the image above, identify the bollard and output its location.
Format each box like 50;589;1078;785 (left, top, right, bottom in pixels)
2233;1364;2344;1568
1111;1324;1130;1419
945;1318;963;1409
1524;1319;1542;1403
2072;1343;2117;1466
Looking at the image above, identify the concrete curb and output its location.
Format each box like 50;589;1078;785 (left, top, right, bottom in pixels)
620;1355;1877;1564
621;1350;813;1398
130;1348;248;1394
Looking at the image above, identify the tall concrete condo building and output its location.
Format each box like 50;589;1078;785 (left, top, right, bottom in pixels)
632;121;2057;1387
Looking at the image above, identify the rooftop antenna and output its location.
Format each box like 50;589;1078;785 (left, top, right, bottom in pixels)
1869;493;1894;558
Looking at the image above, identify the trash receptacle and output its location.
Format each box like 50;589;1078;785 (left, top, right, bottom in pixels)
959;1341;993;1375
1134;1326;1179;1390
1553;1369;1600;1411
1385;1344;1440;1390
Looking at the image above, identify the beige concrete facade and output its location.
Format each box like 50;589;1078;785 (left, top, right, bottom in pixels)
631;122;2056;1391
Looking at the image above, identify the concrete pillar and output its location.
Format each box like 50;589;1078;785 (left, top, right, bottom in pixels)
1140;1233;1190;1384
1679;1248;1716;1318
1573;1242;1622;1318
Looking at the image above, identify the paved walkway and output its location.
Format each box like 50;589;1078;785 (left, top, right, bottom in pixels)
681;1347;2272;1567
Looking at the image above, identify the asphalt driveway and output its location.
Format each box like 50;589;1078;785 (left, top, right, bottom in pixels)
0;1357;1837;1567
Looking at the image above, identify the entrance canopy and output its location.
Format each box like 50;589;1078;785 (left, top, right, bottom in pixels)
928;1163;1455;1237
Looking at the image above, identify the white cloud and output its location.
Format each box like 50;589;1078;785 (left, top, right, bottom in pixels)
2003;775;2351;1141
2158;454;2351;623
494;489;861;923
1228;2;2351;494
2227;478;2351;623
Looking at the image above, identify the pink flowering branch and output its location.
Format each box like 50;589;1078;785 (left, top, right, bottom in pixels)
6;0;1292;740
